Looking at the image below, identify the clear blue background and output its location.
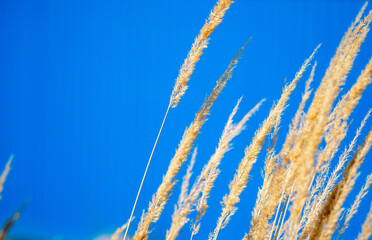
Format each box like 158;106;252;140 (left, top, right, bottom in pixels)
0;0;371;239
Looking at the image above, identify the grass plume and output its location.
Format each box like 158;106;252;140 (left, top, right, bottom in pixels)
169;0;234;108
132;41;246;240
123;2;372;240
357;202;372;240
339;173;372;236
123;1;234;238
211;45;319;240
0;155;13;200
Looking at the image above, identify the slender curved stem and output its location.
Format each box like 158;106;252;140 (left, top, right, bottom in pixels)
123;103;171;240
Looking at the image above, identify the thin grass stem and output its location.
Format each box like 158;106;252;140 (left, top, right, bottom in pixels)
123;103;171;240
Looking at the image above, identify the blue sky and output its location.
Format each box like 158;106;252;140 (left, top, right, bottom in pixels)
0;0;371;239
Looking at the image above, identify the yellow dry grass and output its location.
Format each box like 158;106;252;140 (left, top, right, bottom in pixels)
117;1;372;240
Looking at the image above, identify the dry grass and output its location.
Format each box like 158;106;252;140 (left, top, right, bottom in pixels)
131;37;245;240
0;155;13;200
169;0;234;109
117;1;372;240
357;202;372;240
0;155;16;240
123;1;234;238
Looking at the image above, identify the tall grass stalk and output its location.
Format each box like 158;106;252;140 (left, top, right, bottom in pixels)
118;2;372;240
0;155;13;200
123;0;233;239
